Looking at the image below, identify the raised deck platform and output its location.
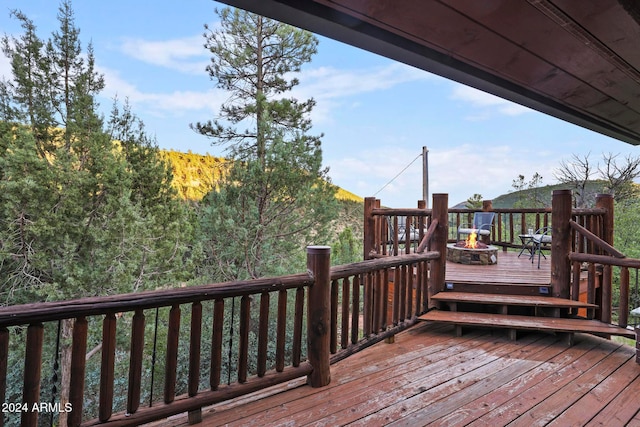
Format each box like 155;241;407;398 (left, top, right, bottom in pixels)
445;249;551;293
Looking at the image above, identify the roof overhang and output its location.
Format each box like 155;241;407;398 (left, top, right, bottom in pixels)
216;0;640;145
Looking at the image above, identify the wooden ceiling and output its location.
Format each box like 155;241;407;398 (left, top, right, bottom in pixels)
217;0;640;145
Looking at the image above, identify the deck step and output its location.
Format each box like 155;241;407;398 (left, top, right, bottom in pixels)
432;292;597;309
444;281;552;296
418;310;636;339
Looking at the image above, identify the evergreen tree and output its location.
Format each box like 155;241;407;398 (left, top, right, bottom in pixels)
0;1;196;301
193;8;338;280
465;194;483;210
1;4;198;422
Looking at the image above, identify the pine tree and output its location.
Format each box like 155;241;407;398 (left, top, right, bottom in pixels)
193;8;338;280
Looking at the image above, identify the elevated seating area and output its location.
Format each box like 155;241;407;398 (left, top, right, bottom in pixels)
366;191;639;349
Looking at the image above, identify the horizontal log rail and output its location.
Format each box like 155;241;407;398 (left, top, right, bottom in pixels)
569;253;640;269
330;252;439;279
0;248;438;427
0;274;314;328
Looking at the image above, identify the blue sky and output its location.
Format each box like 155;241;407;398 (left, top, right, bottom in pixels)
1;0;639;207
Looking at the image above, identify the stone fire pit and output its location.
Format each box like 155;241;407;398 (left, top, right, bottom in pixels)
447;242;498;265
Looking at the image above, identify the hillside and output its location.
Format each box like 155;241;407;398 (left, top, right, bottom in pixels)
453;181;612;209
160;149;363;203
491;181;609;208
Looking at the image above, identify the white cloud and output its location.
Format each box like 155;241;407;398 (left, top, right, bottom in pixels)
100;45;438;124
294;63;438;124
104;39;437;123
300;62;433;99
428;144;558;205
118;35;209;74
451;84;531;118
98;65;225;116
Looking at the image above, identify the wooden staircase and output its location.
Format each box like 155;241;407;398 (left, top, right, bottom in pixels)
419;287;636;341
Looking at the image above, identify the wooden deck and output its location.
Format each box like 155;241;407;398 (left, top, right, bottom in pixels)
153;251;640;426
160;323;640;426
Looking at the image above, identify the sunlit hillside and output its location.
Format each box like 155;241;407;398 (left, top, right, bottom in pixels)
160;149;363;203
334;187;363;202
159;150;229;201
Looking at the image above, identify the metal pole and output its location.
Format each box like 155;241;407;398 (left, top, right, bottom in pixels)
422;146;429;208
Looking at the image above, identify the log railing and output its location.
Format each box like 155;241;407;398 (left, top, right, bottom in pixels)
369;198;609;254
328;251;440;363
364;199;432;257
551;191;639;329
365;198;555;253
0;263;318;427
0;246;440;426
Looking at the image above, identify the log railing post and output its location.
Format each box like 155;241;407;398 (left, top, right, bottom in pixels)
363;197;377;260
127;311;144;416
596;193;614;323
69;317;88;426
210;298;224;390
429;193;448;309
417;199;426;249
22;323;43;427
99;314;116;422
188;302;203;424
595;193;614;249
551;189;572;300
164;305;181;402
306;246;331;388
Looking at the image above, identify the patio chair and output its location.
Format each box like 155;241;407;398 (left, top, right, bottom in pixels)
457;212;495;243
531;226;552;268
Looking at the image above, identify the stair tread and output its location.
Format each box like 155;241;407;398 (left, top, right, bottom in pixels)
418;310;636;338
442;282;551;296
448;281;546;286
432;292;596;308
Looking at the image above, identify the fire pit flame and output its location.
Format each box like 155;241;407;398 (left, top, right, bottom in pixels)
465;230;478;249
